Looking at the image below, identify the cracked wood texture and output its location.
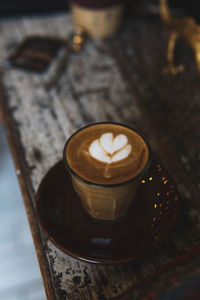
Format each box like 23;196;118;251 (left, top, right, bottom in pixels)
0;12;200;300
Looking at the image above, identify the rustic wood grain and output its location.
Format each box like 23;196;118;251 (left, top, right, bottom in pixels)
0;13;200;299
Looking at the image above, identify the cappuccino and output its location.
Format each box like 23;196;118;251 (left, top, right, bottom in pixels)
65;123;149;185
63;123;151;221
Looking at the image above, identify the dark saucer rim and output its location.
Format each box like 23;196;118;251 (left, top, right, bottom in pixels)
35;160;180;265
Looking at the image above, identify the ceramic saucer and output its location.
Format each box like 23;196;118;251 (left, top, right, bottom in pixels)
36;160;179;264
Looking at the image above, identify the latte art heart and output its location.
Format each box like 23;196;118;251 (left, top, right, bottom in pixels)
89;132;132;163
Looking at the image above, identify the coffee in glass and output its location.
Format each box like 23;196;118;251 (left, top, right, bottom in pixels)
63;122;151;221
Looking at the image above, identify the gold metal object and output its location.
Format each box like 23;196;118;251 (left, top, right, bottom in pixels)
72;26;85;52
160;0;200;75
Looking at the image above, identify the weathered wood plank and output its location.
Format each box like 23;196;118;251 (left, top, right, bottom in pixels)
0;13;200;299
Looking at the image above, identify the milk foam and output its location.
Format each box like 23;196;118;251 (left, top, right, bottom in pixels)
89;132;131;163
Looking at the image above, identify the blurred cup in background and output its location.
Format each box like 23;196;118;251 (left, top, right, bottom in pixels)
71;0;125;38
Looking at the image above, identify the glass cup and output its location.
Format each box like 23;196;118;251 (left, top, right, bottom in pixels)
63;123;152;221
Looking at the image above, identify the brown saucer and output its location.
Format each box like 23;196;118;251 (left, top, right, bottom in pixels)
36;160;179;265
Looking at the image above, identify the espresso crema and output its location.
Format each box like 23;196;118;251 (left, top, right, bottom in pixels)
65;123;149;185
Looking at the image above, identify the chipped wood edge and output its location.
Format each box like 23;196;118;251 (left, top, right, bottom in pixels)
0;78;57;300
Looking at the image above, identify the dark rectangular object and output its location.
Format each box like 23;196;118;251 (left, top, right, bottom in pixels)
8;36;65;73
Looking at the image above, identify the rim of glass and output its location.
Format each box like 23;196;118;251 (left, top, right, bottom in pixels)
63;122;152;188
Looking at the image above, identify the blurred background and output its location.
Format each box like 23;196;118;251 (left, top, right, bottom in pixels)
0;0;200;19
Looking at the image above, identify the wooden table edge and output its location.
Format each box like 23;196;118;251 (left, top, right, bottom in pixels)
0;79;57;300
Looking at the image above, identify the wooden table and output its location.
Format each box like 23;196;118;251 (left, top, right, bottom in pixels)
1;11;200;300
